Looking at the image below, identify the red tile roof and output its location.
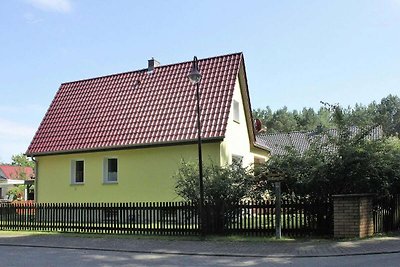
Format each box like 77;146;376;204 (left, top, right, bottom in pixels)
0;165;34;180
27;53;244;156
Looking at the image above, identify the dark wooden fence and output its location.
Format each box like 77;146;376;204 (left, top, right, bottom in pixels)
204;198;333;236
0;202;198;235
0;198;332;237
373;194;400;233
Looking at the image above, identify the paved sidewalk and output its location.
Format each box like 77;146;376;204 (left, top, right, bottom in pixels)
0;233;399;258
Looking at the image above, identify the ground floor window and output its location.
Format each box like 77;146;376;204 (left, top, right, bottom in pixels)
71;160;84;184
104;158;118;183
232;154;243;165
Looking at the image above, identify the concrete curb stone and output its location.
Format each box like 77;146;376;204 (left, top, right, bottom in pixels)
0;234;399;258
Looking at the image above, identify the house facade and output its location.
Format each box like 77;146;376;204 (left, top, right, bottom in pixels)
26;53;269;203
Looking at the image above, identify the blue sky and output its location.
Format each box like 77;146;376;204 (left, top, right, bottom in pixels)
1;0;399;162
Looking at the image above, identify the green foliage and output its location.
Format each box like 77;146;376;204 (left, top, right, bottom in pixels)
6;185;26;201
174;160;254;204
376;94;400;136
11;153;34;168
262;104;400;199
253;94;400;137
253;105;334;133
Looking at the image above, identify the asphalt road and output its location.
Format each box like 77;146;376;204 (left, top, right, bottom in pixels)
2;246;400;267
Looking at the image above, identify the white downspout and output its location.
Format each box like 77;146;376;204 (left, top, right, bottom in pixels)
31;157;38;202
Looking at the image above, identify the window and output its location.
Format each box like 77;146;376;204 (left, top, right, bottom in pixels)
71;160;84;184
232;155;243;165
233;100;240;122
104;158;118;183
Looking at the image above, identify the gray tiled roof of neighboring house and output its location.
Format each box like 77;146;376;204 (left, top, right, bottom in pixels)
256;131;311;156
256;125;383;156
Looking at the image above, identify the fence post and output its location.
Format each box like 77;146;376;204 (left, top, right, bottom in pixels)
0;204;2;230
333;194;374;238
396;195;400;230
275;182;282;239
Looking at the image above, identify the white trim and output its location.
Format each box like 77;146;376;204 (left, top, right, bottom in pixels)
1;180;26;185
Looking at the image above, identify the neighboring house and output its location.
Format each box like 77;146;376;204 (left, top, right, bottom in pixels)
256;125;383;156
0;165;35;200
26;53;269;203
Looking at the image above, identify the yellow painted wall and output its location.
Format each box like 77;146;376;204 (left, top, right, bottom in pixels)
221;77;269;166
36;143;220;203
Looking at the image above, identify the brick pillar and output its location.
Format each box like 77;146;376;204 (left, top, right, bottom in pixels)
333;194;374;238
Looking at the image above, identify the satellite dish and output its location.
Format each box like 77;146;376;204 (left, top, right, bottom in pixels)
254;119;262;132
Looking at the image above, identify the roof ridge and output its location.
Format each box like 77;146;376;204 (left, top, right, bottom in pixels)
61;52;243;86
0;165;32;168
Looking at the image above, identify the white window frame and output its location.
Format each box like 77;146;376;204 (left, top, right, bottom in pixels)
233;100;240;123
71;159;84;184
103;157;118;183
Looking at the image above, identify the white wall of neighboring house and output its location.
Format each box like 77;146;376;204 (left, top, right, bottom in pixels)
0;184;12;199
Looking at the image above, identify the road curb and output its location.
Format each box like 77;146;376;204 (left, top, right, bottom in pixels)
0;242;399;258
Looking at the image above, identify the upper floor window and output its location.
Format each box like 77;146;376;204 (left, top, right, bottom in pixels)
104;158;118;183
233;100;240;123
71;160;84;184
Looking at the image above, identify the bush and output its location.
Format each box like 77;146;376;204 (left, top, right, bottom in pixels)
174;160;255;204
6;185;26;201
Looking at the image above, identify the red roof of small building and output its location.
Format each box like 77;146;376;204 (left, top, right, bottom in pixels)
0;165;34;180
27;53;246;156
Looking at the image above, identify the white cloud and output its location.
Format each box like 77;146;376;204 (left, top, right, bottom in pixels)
23;12;44;24
0;104;47;115
0;140;32;164
0;119;36;139
0;118;37;163
26;0;72;13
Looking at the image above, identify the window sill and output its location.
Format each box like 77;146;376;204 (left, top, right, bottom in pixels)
103;181;118;185
71;182;84;185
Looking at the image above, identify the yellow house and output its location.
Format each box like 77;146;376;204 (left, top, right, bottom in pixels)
26;53;269;203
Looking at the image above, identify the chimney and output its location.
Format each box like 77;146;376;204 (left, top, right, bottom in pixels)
148;57;160;73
